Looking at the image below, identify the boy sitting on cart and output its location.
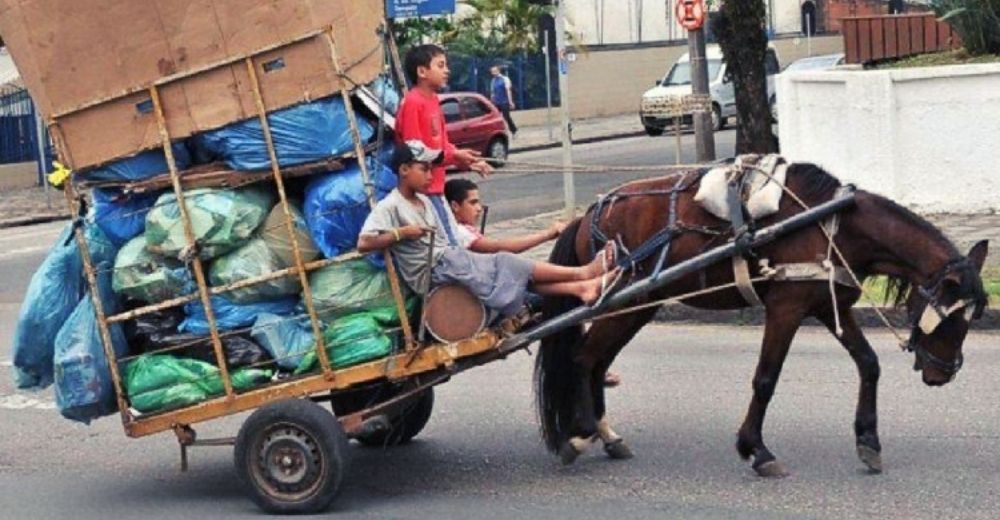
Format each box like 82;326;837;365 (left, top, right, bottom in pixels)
357;141;616;318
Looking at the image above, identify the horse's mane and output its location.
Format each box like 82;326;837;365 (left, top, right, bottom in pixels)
785;162;843;202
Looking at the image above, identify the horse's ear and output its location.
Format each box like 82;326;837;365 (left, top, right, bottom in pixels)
968;240;989;272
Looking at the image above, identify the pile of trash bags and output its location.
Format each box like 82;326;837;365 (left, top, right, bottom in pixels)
11;91;410;422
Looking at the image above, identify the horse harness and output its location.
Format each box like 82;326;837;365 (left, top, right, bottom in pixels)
587;158;858;309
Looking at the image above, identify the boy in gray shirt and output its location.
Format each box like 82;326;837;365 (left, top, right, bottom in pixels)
358;141;616;318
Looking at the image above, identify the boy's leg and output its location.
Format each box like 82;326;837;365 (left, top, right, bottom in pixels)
532;277;605;305
530;243;615;283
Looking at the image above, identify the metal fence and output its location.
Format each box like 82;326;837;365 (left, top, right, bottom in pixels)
0;88;39;164
446;51;560;110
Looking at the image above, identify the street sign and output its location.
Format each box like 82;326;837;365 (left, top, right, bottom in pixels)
674;0;706;31
386;0;456;18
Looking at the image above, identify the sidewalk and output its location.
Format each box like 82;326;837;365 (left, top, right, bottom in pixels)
509;113;644;153
0;185;69;228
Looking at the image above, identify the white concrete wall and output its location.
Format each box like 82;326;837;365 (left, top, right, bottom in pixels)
777;64;1000;213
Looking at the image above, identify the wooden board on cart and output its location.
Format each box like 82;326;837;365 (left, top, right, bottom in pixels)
0;0;384;169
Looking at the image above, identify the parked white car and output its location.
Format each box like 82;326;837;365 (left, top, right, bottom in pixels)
639;44;780;135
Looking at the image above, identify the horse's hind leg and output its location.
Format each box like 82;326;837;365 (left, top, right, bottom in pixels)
561;307;657;464
815;306;883;474
736;293;809;478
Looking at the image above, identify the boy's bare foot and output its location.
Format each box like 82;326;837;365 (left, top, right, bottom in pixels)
579;267;622;305
584;243;617;279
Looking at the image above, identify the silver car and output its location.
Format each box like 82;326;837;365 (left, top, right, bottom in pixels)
640;44;780;135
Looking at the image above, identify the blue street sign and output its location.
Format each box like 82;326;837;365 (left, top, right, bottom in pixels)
387;0;456;18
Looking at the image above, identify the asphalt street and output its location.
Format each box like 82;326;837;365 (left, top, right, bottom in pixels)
3;134;1000;518
460;129;737;222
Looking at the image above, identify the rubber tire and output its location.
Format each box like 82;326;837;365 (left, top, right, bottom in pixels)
357;387;435;448
234;399;350;515
712;104;725;131
644;125;665;136
486;137;508;167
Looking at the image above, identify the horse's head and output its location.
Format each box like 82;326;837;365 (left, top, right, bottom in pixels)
904;240;988;386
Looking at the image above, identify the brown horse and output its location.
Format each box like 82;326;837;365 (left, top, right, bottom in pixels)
536;163;988;477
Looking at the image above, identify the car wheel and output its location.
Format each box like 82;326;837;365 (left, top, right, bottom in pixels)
711;104;725;132
486;137;508;167
644;125;665;136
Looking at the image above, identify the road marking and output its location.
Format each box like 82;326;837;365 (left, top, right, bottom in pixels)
0;245;49;260
0;359;11;367
0;394;56;410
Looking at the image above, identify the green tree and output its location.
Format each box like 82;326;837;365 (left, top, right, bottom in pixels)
713;0;777;153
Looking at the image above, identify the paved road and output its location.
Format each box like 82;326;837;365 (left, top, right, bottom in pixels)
4;135;1000;518
459;129;737;222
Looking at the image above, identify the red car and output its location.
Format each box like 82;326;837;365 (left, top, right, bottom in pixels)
439;92;511;166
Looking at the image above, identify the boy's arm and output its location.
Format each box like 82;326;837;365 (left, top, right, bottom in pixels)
469;227;560;254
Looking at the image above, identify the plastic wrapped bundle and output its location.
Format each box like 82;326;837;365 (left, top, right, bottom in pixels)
209;238;300;303
367;75;400;115
91;188;160;248
145;186;276;260
303;160;396;261
179;294;298;335
126;309;271;369
192;97;374;171
260;203;319;267
251;313;315;371
78;144;192;182
13;224;117;390
53;266;128;424
124;355;273;413
112;237;190;303
294;313;392;374
308;259;410;325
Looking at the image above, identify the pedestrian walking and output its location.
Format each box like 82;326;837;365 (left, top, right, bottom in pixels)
489;65;518;135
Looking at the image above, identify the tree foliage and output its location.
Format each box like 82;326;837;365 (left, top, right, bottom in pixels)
713;0;777;154
391;0;551;57
934;0;1000;55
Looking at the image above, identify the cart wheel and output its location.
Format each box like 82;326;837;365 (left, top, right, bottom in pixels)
234;399;350;514
358;387;435;447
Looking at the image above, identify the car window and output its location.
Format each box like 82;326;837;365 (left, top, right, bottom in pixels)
461;97;490;119
765;51;780;75
441;99;462;123
663;59;724;86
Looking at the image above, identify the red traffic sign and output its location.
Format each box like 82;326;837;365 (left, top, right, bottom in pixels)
675;0;706;31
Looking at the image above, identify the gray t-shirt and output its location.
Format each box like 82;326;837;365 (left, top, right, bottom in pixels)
360;190;455;293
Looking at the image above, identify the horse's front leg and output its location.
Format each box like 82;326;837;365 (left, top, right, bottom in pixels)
816;306;883;473
735;297;808;478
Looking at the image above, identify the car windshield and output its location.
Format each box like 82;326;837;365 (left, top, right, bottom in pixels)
785;55;843;72
663;59;723;86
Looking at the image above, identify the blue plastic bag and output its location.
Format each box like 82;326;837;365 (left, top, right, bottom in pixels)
53;269;128;424
180;294;298;335
250;313;315;371
12;224;117;390
92;187;159;248
303;161;396;264
192;97;375;171
78;144;192;182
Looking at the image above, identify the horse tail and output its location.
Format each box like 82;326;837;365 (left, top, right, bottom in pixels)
534;217;585;453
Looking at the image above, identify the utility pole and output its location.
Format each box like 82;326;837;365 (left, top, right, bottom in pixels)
555;0;575;219
687;11;716;161
543;29;554;142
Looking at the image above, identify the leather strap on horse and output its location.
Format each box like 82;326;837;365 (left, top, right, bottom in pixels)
732;255;764;307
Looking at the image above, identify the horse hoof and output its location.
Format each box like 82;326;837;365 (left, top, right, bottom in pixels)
857;445;883;474
559;442;581;465
603;440;634;460
754;460;790;478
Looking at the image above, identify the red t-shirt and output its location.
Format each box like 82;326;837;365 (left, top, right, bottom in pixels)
395;88;458;195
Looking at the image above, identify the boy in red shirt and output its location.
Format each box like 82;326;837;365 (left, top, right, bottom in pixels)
396;44;493;246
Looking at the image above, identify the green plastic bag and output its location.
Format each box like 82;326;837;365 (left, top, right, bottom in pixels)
294;313;392;374
112;236;189;303
145;186;276;260
124;355;272;413
209;238;300;303
309;259;411;325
